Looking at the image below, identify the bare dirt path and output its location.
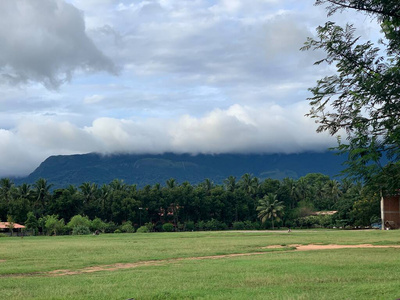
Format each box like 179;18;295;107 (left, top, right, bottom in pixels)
263;244;400;251
3;244;400;278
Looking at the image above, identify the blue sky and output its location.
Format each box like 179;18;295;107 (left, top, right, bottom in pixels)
0;0;381;177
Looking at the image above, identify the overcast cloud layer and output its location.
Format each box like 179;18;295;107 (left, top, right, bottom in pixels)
0;0;380;177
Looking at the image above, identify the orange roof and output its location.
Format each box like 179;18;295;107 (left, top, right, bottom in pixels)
0;222;25;229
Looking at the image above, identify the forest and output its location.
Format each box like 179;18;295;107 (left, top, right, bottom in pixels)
0;172;380;235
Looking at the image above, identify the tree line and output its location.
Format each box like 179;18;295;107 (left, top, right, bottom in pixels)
0;172;380;235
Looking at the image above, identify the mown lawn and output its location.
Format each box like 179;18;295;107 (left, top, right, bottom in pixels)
0;230;399;299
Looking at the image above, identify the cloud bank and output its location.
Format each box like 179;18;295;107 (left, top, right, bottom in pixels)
1;102;336;177
0;0;116;89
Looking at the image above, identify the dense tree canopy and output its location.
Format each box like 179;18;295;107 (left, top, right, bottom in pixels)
302;0;400;193
0;174;380;233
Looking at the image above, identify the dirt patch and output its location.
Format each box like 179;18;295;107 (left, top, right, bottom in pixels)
263;244;400;251
46;252;269;277
0;260;6;263
3;244;400;278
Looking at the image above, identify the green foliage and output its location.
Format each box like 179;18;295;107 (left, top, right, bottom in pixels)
72;225;91;235
67;215;91;230
90;217;107;233
25;212;38;235
204;219;228;231
196;221;205;231
114;229;122;234
162;223;174;232
257;194;285;229
42;215;65;236
0;233;7;238
184;221;195;231
302;0;400;193
232;221;245;230
121;221;135;233
144;222;154;232
136;226;150;233
0;170;381;234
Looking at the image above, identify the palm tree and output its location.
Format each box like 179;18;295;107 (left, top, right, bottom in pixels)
224;176;237;192
280;177;297;209
201;178;213;195
79;182;98;205
239;173;253;195
33;178;52;212
0;178;14;204
324;180;342;208
257;193;284;229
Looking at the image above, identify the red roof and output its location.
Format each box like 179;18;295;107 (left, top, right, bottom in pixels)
0;222;25;229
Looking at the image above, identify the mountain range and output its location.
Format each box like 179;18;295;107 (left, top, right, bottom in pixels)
13;152;346;188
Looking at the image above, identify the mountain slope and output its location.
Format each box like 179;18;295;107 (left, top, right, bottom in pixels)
15;152;346;188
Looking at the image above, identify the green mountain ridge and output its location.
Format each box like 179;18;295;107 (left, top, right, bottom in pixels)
14;152;346;188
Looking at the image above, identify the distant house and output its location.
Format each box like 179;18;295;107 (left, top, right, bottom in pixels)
0;222;25;235
381;194;400;229
311;211;338;216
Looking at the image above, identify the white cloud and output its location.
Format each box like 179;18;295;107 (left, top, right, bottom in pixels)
83;94;106;104
0;103;336;177
0;0;117;89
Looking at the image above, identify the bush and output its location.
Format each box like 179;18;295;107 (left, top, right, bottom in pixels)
162;223;174;232
121;221;135;233
136;226;149;233
0;233;8;238
232;221;245;230
246;221;256;230
72;225;91;235
105;222;118;233
91;217;107;233
184;221;195;231
144;222;154;232
114;229;122;234
67;215;91;230
204;219;228;231
196;221;205;231
42;215;65;236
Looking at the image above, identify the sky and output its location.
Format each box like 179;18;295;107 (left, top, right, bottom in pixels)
0;0;381;177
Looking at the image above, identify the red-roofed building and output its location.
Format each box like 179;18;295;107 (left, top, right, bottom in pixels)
0;222;25;236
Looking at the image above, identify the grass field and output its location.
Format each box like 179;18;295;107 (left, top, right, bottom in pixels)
1;230;400;299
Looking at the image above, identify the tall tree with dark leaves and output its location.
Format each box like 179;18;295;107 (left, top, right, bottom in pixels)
302;0;400;193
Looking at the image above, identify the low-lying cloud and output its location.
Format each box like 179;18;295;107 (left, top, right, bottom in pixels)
1;103;336;177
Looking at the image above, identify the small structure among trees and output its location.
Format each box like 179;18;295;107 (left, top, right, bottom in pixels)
0;222;25;236
381;194;400;229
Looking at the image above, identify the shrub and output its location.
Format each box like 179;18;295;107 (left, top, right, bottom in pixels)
105;222;118;233
252;221;261;230
162;223;174;232
25;212;38;234
72;225;91;235
42;215;65;236
144;222;154;232
184;221;195;231
0;233;8;238
196;221;205;231
121;221;135;233
204;219;228;231
114;229;122;234
136;226;149;233
91;217;107;233
232;221;245;230
68;215;91;230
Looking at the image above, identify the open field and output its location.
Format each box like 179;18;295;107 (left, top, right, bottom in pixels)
1;230;400;299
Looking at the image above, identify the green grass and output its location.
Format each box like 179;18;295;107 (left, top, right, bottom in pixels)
1;230;400;299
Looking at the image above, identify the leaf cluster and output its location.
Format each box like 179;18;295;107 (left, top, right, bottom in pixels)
303;0;400;193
